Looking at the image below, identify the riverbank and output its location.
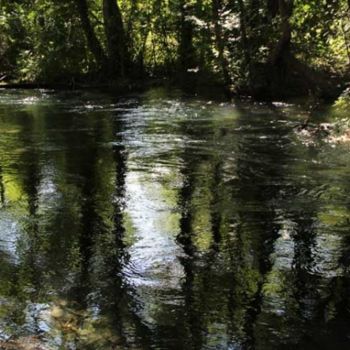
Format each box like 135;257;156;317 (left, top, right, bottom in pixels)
0;72;347;103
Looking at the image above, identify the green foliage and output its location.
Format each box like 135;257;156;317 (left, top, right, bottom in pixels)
292;0;348;70
334;88;350;110
0;3;26;79
18;2;90;82
1;0;350;87
0;1;92;82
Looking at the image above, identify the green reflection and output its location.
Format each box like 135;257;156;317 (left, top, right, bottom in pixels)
0;89;349;349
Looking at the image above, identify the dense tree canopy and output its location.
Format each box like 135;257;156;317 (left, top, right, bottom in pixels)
1;0;350;97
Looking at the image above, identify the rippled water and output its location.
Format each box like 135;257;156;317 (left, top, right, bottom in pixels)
0;88;349;349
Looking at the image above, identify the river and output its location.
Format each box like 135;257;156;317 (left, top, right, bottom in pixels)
0;88;349;349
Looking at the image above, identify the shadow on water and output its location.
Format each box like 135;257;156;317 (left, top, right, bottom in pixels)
0;89;349;349
16;111;43;336
62;108;153;349
175;125;206;350
0;165;4;206
226;103;288;349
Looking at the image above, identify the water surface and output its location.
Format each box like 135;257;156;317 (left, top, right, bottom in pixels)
0;88;349;349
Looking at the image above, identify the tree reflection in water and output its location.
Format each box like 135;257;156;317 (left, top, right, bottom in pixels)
0;89;349;349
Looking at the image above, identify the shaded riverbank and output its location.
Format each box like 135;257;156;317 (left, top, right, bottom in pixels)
0;74;346;102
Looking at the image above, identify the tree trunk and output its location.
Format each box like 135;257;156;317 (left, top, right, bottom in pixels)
262;0;340;98
212;0;232;87
268;0;293;65
178;1;195;73
236;0;251;77
103;0;128;77
75;0;107;68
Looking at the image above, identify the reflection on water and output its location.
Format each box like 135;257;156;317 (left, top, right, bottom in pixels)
0;88;349;349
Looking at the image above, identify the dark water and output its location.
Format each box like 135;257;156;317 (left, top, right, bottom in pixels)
0;88;349;349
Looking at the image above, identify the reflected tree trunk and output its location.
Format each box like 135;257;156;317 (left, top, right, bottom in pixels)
177;166;195;256
291;214;320;336
99;141;129;348
178;185;203;349
226;219;245;347
18;115;42;335
102;115;153;349
0;165;4;206
75;148;99;309
230;105;288;347
210;160;223;247
176;142;204;348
